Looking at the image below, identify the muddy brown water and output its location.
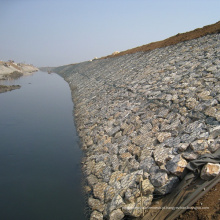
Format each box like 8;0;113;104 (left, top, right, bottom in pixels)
0;71;86;220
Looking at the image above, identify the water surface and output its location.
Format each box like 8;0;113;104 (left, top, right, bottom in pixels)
0;71;85;220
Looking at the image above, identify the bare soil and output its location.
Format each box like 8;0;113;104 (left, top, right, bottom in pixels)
175;182;220;220
101;21;220;59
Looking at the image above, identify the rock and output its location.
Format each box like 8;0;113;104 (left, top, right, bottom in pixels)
109;171;126;185
149;167;168;187
102;166;112;182
209;126;220;139
162;137;181;148
139;147;155;161
109;209;124;220
88;197;105;212
166;155;187;176
153;146;173;166
111;155;120;171
108;126;121;136
200;163;220;180
154;176;179;195
122;195;153;217
132;135;154;147
120;170;143;189
124;188;135;203
105;186;116;203
157;132;172;143
87;174;99;186
93;182;108;201
108;143;119;155
208;139;220;152
141;179;154;195
190;139;208;153
120;152;133;160
109;195;125;213
139;156;155;172
93;161;106;178
182;150;198;160
139;123;153;133
178;143;189;152
90;210;103;220
122;123;135;135
112;51;120;55
205;107;217;117
186;97;198;109
84;185;92;193
184;121;204;134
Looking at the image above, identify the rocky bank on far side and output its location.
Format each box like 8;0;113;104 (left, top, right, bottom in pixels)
52;33;220;220
0;61;38;93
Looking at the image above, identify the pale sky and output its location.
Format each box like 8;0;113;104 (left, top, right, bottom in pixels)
0;0;220;67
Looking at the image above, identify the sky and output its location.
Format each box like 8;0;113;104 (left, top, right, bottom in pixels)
0;0;220;67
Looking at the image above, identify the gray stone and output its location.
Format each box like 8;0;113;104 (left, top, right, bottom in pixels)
109;195;125;213
154;176;179;195
149;167;168;187
209;126;220;139
182;150;198;161
120;170;143;189
190;139;208;153
153;146;173;166
166;155;187;176
139;156;155;172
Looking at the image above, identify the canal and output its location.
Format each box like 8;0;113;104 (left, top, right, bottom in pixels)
0;71;86;220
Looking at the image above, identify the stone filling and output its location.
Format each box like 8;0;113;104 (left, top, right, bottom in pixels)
54;33;220;219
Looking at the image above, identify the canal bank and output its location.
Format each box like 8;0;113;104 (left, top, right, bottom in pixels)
0;71;86;220
50;32;220;219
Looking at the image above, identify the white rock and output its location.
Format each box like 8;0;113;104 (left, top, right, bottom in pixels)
200;163;220;180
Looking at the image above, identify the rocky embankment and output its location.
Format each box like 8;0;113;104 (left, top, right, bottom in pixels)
0;61;38;93
52;33;220;220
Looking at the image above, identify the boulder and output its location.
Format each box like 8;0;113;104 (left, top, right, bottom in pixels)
149;167;168;187
93;182;108;201
200;163;220;180
166;155;187;176
90;210;103;220
109;209;124;220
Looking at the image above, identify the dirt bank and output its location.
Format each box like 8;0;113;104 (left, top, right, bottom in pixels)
101;21;220;59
